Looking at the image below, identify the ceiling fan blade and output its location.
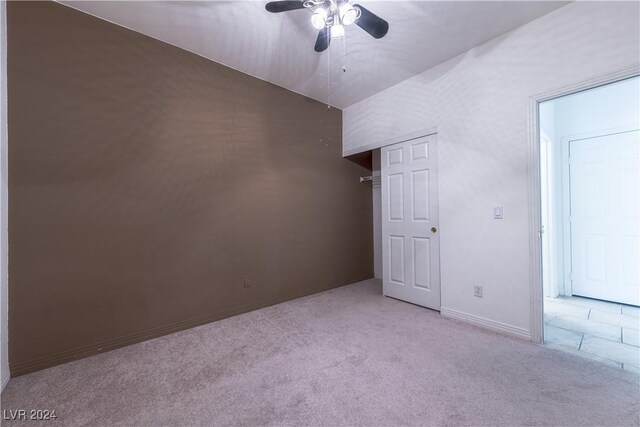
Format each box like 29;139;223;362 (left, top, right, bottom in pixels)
314;27;330;52
265;1;305;13
353;4;389;39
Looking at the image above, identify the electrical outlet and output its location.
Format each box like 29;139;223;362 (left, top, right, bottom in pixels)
473;284;483;298
242;278;250;288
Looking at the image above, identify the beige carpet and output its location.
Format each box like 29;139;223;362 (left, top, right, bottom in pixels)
2;279;639;426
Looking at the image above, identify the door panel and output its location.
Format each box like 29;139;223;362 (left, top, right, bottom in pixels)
381;134;440;310
412;237;431;289
411;140;429;161
570;130;640;306
388;147;403;166
389;235;405;285
412;170;430;220
388;173;404;221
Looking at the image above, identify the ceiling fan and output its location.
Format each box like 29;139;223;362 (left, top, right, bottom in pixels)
265;0;389;52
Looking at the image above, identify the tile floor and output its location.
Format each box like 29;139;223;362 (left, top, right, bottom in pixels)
544;295;640;372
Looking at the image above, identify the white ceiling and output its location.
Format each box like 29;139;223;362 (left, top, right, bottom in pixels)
60;1;569;108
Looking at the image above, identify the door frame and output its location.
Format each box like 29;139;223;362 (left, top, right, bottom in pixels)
527;65;640;344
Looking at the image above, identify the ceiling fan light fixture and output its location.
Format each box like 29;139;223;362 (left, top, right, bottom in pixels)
330;24;345;39
339;4;359;26
311;8;328;29
265;0;389;52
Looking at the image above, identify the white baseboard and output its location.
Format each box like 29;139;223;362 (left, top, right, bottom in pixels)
1;366;9;392
441;307;531;341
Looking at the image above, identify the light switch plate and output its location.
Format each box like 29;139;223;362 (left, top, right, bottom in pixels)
493;206;503;219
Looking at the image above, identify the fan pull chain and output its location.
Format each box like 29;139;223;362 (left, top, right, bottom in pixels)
341;33;346;71
327;44;331;109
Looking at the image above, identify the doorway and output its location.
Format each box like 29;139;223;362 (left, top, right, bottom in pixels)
538;76;640;370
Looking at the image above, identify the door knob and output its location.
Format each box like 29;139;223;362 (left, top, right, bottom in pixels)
431;227;437;233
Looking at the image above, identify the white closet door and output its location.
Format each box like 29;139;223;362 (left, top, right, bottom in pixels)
381;135;440;310
570;130;639;306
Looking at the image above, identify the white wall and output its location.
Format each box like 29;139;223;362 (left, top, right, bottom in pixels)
1;0;9;391
343;1;640;337
540;76;640;298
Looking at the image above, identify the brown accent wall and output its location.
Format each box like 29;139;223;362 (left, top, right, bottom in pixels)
8;1;373;376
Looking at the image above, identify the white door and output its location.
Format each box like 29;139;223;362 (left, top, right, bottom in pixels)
381;134;440;310
570;130;640;306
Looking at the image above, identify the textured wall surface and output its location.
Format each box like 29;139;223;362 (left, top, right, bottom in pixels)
8;1;373;375
344;1;639;335
1;0;9;390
